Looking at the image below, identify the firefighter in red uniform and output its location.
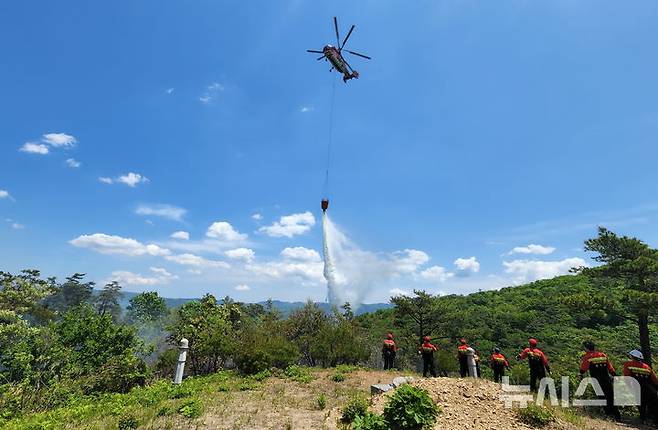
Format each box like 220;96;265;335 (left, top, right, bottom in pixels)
419;336;437;377
489;347;510;383
623;349;658;424
382;332;397;370
457;338;471;377
579;341;620;419
517;338;550;391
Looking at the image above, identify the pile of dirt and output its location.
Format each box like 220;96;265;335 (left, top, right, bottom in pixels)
371;376;636;430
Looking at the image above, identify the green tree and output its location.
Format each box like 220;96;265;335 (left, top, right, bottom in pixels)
579;227;658;365
126;291;168;323
168;294;235;375
47;273;94;314
391;290;442;343
285;300;329;366
96;281;122;320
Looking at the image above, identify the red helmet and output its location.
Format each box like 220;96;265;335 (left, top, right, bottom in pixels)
528;338;538;347
386;333;394;340
459;338;467;344
423;336;431;342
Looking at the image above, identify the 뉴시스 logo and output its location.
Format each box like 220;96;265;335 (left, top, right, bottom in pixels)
500;376;642;408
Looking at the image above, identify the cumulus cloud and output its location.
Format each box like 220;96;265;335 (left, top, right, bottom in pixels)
252;213;263;221
300;106;314;113
280;246;321;262
110;267;177;286
393;249;430;274
170;231;190;240
43;133;76;147
20;142;49;154
165;253;230;269
166;88;175;94
66;158;81;168
99;173;149;187
225;247;255;262
420;265;454;283
509;244;556;255
503;257;586;284
259;212;315;238
247;260;324;284
454;256;480;276
0;190;11;199
136;204;187;221
207;221;247;242
70;233;170;257
235;284;251;291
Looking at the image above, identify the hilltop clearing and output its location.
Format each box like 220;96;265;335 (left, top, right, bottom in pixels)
4;369;652;430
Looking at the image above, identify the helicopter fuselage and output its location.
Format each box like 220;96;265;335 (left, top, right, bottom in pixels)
323;45;358;81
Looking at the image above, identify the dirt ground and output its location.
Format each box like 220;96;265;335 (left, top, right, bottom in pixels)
149;370;654;430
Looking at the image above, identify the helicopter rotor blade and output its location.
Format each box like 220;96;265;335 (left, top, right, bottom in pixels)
346;50;371;60
333;17;341;47
316;55;326;61
340;25;355;50
307;49;324;54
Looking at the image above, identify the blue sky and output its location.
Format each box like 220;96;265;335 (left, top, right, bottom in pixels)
1;1;657;302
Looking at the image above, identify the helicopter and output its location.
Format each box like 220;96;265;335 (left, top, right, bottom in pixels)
307;17;371;83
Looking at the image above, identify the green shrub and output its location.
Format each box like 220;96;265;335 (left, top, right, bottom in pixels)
178;398;204;419
284;365;314;383
341;395;369;423
517;403;555;427
383;385;440;429
117;414;139;430
156;405;173;416
335;364;360;374
250;369;272;381
169;385;193;399
217;383;231;392
316;394;327;410
331;372;346;382
352;412;388;430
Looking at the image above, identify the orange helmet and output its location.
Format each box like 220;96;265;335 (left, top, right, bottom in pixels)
528;338;538;347
423;336;431;342
386;333;394;340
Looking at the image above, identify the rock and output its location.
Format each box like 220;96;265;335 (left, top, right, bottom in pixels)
391;376;415;387
371;383;393;394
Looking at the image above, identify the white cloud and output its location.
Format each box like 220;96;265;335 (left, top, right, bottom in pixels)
110;267;177;287
206;221;247;242
509;244;556;255
170;231;190;240
247;260;324;284
235;284;251;291
136;204;187;221
166;88;175;94
225;247;255;262
70;233;171;257
43;133;76;147
280;246;321;262
251;213;263;221
117;172;149;187
11;222;25;230
20;142;49;154
66;158;81;168
0;190;11;199
165;253;230;269
300;106;314;113
393;249;430;274
259;212;315;238
389;288;412;297
98;173;149;187
420;265;454;283
199;82;224;103
454;257;480;276
502;257;587;284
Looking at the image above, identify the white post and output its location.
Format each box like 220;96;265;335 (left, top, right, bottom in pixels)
466;347;478;378
173;338;189;385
